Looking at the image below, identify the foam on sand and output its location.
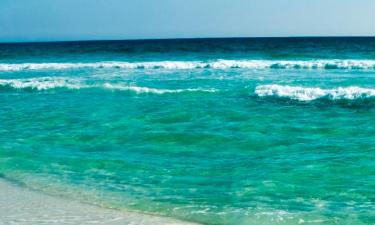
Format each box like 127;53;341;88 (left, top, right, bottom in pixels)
0;179;198;225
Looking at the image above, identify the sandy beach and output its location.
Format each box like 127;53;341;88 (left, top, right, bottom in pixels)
0;179;197;225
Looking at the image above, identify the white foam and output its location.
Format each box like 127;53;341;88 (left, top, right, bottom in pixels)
1;60;375;71
255;84;375;101
103;83;217;94
0;61;204;71
0;77;85;90
0;77;216;94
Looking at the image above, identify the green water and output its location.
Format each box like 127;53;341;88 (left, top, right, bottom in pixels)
0;38;374;224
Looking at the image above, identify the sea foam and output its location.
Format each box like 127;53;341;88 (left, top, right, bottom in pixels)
1;60;375;71
0;77;85;90
103;83;216;94
0;77;216;94
255;84;375;101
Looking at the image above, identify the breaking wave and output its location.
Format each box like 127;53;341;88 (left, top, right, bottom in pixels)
103;83;216;94
1;60;375;71
0;77;85;90
0;77;216;94
255;84;375;101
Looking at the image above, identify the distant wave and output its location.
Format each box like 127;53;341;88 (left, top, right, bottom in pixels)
1;60;375;71
103;83;216;94
0;77;216;94
0;77;85;90
0;62;202;71
255;84;375;101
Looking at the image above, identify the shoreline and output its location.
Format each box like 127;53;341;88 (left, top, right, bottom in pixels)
0;178;198;225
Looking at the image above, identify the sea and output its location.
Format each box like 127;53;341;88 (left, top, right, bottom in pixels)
0;37;374;225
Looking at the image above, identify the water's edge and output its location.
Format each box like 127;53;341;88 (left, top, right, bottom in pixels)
0;178;199;225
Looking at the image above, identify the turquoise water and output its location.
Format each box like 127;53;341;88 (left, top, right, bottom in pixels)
0;38;374;224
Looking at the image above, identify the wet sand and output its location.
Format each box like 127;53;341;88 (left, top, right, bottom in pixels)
0;179;198;225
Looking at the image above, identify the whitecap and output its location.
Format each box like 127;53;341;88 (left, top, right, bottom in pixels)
1;59;375;71
0;77;217;94
255;84;375;101
0;77;85;90
103;83;217;94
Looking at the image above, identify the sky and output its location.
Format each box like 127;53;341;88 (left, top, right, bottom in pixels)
1;0;375;42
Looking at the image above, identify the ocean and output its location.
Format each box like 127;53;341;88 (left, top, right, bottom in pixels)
0;37;374;224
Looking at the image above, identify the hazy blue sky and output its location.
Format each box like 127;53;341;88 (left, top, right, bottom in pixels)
1;0;375;42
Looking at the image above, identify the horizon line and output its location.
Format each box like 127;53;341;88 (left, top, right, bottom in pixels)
1;35;375;44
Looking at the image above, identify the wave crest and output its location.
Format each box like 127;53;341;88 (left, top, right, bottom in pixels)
255;85;375;101
1;60;375;71
103;83;216;94
0;77;85;90
0;77;216;94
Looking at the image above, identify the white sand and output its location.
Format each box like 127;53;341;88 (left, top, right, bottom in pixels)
0;179;198;225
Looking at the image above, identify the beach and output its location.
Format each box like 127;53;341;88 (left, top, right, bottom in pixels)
0;178;197;225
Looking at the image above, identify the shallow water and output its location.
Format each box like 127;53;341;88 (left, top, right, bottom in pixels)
0;179;195;225
0;38;374;224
